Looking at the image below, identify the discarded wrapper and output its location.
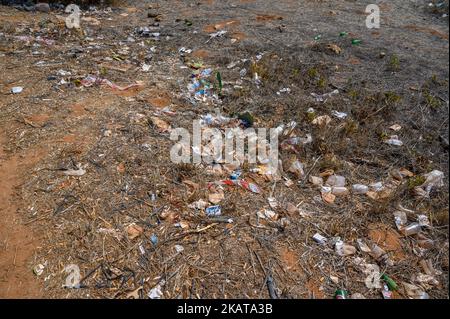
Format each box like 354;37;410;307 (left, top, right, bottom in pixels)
205;205;222;217
312;233;327;245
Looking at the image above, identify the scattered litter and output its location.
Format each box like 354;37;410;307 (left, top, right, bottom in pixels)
312;233;327;245
381;284;392;299
63;164;86;176
276;88;291;95
142;64;151;72
175;245;184;253
369;182;384;192
414;170;445;197
331;110;347;119
206;30;227;43
420;259;442;277
325;175;346;187
353;258;382;289
11;86;23;94
205;205;222;217
257;209;277;220
189;199;208;210
312;115;332;126
148;280;165;299
311;89;339;102
335;240;356;256
403;223;422;236
150;234;158;245
352;184;369;194
332;186;349;196
215;179;261;194
288;160;305;178
402;282;429;299
33;263;45;276
80;75;144;91
389;124;402;131
356;239;372;253
393;210;408;231
334;289;349;299
309;176;323;186
382;274;398;291
417;214;430;227
0;0;446;300
209;216;234;223
385;135;403;146
267;197;279;209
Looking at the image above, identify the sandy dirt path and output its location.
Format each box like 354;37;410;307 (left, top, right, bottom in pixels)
0;130;43;298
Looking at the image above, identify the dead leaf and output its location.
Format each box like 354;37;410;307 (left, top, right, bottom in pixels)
389;124;402;131
150;116;171;133
366;191;379;200
126;286;143;299
209;190;225;204
160;209;178;222
312;115;332;127
319;169;334;177
286;203;298;214
399;168;414;177
126;223;143;240
327;44;342;54
117;162;126;173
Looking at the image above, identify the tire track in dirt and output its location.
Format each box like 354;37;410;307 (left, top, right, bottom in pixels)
0;130;44;298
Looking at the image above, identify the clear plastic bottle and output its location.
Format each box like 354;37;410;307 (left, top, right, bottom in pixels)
403;223;421;236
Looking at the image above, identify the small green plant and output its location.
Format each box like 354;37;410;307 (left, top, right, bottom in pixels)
423;90;441;109
378;131;389;140
317;76;327;89
408;176;426;189
344;120;358;135
383;91;402;105
348;89;359;100
388;54;400;71
431;74;439;85
307;67;318;79
306;111;316;122
100;67;107;76
250;62;269;80
216;71;223;94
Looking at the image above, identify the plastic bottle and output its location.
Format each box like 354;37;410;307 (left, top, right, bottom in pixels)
352;184;368;194
403;223;421;236
335;289;349;299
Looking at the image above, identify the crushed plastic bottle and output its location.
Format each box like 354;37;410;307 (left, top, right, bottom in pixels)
352;184;369;194
403;223;421;236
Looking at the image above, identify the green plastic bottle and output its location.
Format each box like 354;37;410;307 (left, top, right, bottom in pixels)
334;289;349;299
382;274;398;291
